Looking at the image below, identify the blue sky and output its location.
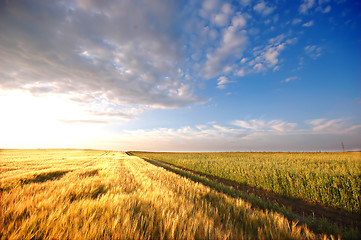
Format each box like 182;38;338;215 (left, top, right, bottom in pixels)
0;0;360;151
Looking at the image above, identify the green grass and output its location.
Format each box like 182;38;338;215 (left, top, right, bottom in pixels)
130;151;361;214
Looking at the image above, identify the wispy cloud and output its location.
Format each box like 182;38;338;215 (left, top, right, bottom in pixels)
299;0;315;14
307;118;345;132
305;45;322;59
123;124;245;141
253;1;275;16
317;0;332;13
119;118;361;151
88;107;145;120
231;119;297;132
300;0;332;15
282;76;299;83
217;76;233;89
212;3;233;27
302;20;314;27
203;19;248;78
247;34;293;73
344;124;361;132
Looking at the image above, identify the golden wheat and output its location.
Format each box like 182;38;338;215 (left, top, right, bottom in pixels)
0;149;330;239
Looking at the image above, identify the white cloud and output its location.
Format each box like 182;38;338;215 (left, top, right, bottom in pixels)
264;44;285;65
199;1;250;79
305;45;322;59
217;76;233;89
308;118;326;126
243;34;297;74
306;118;361;134
232;119;297;132
223;65;235;74
253;63;265;72
123;119;298;143
236;68;246;77
344;124;361;132
317;0;332;13
299;0;315;14
196;124;207;130
124;124;244;140
302;20;314;27
282;76;299;83
203;26;248;78
253;1;275;16
307;118;346;132
119;124;246;151
286;37;298;45
115;118;361;151
214;13;229;26
197;1;299;80
212;3;233;26
249;38;287;73
202;0;220;12
232;14;247;28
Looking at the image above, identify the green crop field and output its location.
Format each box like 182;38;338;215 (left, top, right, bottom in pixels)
130;152;361;214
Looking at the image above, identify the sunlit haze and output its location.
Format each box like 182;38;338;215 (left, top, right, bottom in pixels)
1;0;360;151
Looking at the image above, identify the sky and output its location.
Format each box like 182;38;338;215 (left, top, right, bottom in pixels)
0;0;360;151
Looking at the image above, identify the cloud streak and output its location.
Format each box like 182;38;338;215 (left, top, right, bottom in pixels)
231;119;297;132
125;118;360;141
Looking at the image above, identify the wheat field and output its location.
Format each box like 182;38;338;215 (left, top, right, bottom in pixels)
1;149;331;239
